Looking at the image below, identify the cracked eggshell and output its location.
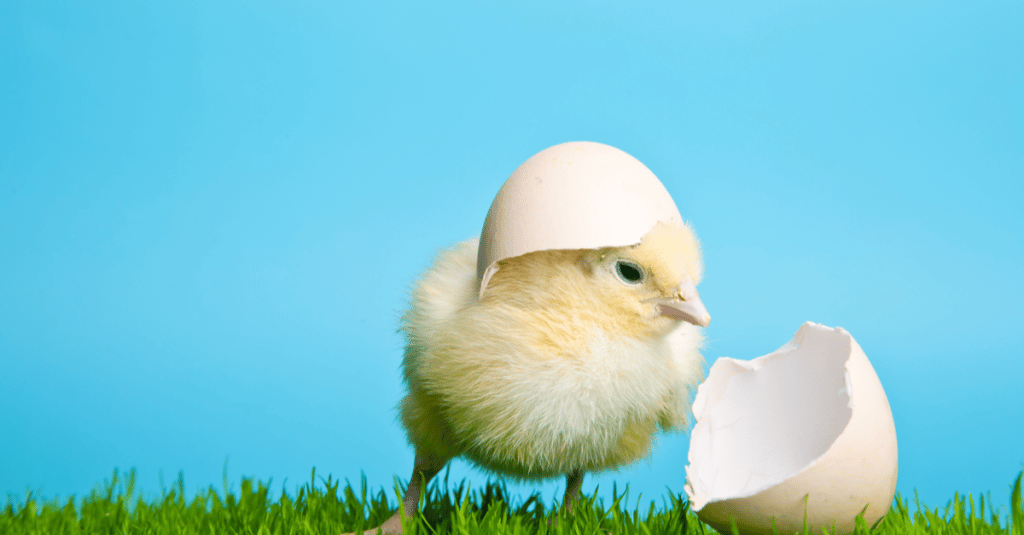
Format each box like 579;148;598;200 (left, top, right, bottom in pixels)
685;322;898;535
477;141;685;294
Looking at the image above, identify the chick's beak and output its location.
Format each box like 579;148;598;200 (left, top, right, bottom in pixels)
650;277;711;327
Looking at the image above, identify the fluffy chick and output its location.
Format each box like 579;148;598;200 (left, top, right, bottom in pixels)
362;222;709;534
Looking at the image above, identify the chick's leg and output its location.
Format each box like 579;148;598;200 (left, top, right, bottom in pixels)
373;449;448;534
548;469;586;528
563;469;585;514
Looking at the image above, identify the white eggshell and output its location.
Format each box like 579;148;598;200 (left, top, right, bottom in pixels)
477;141;684;292
685;322;898;535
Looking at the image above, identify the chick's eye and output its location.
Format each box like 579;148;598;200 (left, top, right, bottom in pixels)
615;260;643;284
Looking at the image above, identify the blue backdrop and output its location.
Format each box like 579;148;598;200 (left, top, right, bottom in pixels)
2;0;1022;514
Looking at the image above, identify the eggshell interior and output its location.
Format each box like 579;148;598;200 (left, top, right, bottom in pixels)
477;141;684;293
686;322;898;535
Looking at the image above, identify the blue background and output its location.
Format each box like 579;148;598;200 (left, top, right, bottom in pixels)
2;0;1022;515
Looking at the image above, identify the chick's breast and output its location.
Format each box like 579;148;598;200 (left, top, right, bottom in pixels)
400;239;704;480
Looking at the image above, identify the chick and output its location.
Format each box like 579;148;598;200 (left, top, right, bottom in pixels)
362;222;709;534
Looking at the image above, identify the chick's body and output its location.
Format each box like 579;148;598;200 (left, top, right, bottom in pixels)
400;223;706;480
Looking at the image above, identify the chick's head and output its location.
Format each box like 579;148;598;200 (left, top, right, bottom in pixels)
479;221;709;347
582;222;710;337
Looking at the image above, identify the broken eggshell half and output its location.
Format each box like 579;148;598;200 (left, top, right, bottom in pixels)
477;141;692;296
686;322;898;535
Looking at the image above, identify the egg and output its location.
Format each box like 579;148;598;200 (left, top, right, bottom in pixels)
685;322;898;535
477;141;686;295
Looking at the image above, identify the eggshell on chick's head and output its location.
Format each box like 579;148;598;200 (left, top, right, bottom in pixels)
686;322;898;535
477;141;686;294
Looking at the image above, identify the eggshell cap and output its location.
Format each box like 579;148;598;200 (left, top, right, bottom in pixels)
686;322;898;535
477;142;684;285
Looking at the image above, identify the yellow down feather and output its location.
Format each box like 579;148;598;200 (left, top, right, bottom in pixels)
399;222;706;480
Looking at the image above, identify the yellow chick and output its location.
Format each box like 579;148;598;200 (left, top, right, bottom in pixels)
362;222;709;534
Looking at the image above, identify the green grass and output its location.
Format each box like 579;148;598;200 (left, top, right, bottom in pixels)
3;468;1022;535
